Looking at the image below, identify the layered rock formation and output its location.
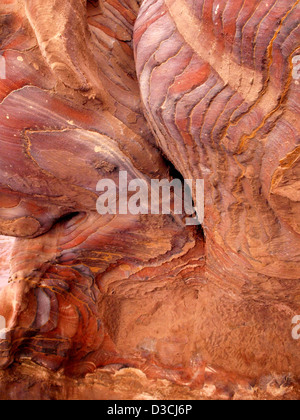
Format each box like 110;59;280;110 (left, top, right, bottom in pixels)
0;0;299;400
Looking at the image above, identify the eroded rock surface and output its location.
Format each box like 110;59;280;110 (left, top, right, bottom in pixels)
0;0;299;400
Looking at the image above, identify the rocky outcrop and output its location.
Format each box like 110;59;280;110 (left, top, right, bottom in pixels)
134;0;300;373
0;0;299;400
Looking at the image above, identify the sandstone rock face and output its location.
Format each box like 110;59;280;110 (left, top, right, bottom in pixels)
0;0;299;400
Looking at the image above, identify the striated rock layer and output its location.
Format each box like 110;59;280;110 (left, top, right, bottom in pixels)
0;0;299;400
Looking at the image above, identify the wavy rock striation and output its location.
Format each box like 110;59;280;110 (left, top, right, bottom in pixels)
0;0;299;400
